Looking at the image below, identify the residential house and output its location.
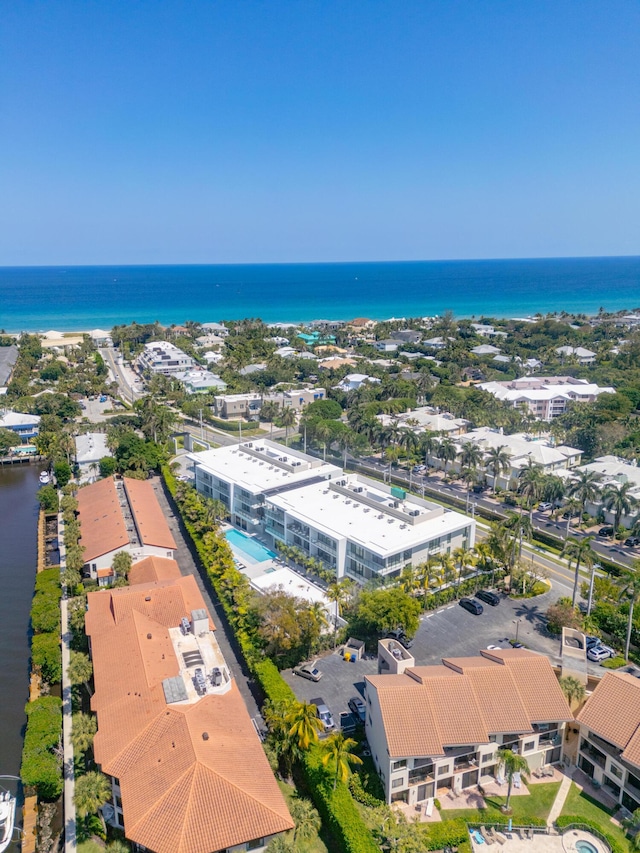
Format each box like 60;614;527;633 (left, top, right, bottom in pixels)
74;433;111;483
264;474;474;583
264;387;327;411
189;439;341;531
569;455;640;529
576;670;640;813
378;407;468;436
471;344;502;356
175;369;227;394
201;321;229;337
0;345;19;388
213;393;263;420
478;376;614;421
89;329;112;346
335;373;381;392
0;409;41;443
86;571;293;852
76;477;176;584
375;339;404;353
364;649;572;806
556;346;597;365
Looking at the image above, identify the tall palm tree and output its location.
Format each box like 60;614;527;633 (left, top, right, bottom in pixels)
260;401;280;436
618;565;640;661
459;442;483;472
420;431;438;470
568;470;601;527
562;497;582;539
562;535;597;607
437;437;458;475
71;712;97;755
541;474;565;509
74;770;112;826
484;445;511;493
320;731;363;789
518;461;544;523
278;407;297;446
326;580;351;648
602;482;638;535
287;701;323;750
497;748;530;812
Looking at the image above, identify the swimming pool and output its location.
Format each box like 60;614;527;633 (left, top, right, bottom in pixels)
225;528;277;564
576;841;598;853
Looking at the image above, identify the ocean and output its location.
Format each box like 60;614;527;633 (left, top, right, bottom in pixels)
1;256;639;332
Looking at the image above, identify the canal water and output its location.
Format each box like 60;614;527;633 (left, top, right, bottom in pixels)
0;464;40;848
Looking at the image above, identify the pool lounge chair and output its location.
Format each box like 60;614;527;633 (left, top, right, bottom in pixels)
488;827;506;845
480;826;494;845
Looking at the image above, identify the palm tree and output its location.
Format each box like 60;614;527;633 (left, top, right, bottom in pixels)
541;474;565;509
618;565;640;661
559;675;586;709
622;809;640;851
420;431;438;470
68;651;94;696
320;731;363;789
602;482;638;535
562;497;582;539
290;798;321;844
562;535;597;607
314;421;333;461
518;461;544;523
497;748;530;813
71;712;98;755
568;469;601;526
278;407;297;445
260;401;280;436
484;445;511;493
459;442;483;472
326;580;352;648
437;437;458;475
74;770;112;825
287;701;323;750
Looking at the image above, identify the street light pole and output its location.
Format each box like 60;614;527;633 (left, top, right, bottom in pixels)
513;619;522;642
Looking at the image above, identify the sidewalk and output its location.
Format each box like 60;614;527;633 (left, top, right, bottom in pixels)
547;768;574;826
58;512;76;853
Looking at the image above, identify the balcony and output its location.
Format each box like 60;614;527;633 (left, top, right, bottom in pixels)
408;767;435;786
580;740;607;769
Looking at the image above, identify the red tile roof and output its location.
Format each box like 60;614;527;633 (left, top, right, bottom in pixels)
77;478;129;562
128;556;182;585
124;478;177;550
577;671;640;769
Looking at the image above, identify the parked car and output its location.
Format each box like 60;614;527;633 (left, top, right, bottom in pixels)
587;646;612;663
459;597;483;615
292;660;322;682
311;698;335;731
348;696;366;722
99;395;108;402
509;639;526;649
339;711;358;734
562;508;580;519
625;536;640;547
385;628;413;649
476;589;500;606
538;502;553;512
585;635;601;649
599;526;614;536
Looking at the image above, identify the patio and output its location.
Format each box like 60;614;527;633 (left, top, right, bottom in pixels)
468;828;608;853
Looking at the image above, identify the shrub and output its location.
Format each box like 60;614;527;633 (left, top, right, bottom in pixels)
21;696;63;799
53;459;72;487
421;818;469;850
30;568;61;634
37;484;58;512
32;631;62;684
601;655;627;669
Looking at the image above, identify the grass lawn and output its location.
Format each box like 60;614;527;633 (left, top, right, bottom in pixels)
560;782;630;850
443;781;561;825
77;842;105;853
277;780;330;853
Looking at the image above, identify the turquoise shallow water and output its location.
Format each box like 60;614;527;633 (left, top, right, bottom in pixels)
0;257;639;331
225;528;277;564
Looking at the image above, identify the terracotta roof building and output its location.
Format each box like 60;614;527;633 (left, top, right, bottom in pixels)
364;649;572;806
576;671;640;813
86;571;293;852
77;477;176;584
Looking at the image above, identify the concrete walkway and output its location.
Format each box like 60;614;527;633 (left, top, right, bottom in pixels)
58;514;76;853
547;768;574;826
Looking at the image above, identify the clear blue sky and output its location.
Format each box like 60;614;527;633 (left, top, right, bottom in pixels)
1;1;639;264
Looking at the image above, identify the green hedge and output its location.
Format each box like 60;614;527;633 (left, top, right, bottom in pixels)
421;818;470;850
554;816;627;853
31;568;62;634
161;465;380;853
20;696;63;799
32;631;62;684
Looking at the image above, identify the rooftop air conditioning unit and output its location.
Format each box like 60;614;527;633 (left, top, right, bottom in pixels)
378;514;384;519
354;487;363;493
409;509;420;517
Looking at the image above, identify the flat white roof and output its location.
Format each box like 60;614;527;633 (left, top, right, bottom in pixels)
251;567;336;616
190;439;341;494
75;433;110;464
267;475;471;556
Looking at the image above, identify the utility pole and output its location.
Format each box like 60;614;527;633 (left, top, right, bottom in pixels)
587;563;600;616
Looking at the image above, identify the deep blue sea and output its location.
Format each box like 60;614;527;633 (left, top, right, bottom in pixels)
1;257;639;332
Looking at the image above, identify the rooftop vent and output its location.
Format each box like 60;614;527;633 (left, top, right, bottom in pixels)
202;732;209;740
145;596;151;602
147;633;152;639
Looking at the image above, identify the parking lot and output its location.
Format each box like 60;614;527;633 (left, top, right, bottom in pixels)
283;588;565;729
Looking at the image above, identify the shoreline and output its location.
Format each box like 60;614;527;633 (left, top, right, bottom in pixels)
6;305;640;337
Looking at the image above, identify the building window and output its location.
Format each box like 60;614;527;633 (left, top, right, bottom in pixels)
523;741;535;752
247;839;265;851
392;760;407;771
438;764;450;776
609;763;623;779
391;778;405;789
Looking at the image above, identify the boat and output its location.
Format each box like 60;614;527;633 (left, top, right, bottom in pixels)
0;790;16;853
39;471;51;485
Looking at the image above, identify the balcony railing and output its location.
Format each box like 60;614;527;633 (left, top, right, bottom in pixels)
580;741;607;769
408;768;435;785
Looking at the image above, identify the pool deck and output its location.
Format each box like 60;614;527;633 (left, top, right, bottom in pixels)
469;828;607;853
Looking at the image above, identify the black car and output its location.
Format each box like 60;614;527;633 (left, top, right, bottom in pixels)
459;597;483;615
476;589;500;607
625;536;640;547
385;629;413;649
599;526;614;536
